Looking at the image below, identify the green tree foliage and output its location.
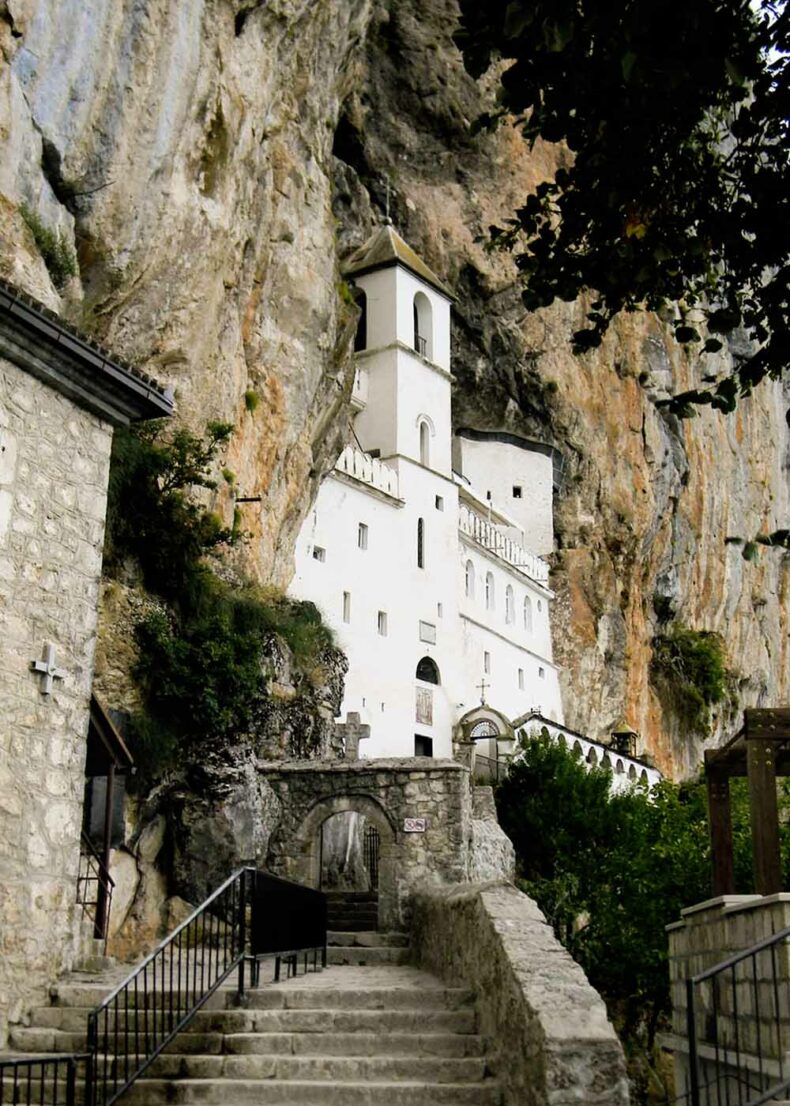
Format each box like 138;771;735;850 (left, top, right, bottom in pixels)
104;422;335;774
454;2;790;420
495;730;771;1056
650;625;729;735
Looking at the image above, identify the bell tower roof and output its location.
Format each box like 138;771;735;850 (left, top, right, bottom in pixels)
343;224;454;300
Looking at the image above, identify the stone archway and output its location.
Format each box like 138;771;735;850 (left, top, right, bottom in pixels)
290;794;398;931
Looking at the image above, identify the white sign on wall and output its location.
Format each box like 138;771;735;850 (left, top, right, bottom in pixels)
403;817;427;833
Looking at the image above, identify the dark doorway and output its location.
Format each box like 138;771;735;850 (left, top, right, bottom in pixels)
414;734;434;757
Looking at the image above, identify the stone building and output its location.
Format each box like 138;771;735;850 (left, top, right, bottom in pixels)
0;280;172;1046
289;225;565;760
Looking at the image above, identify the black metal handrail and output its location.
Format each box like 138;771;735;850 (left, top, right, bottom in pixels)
0;1053;88;1106
687;922;790;1106
86;865;326;1106
77;831;115;942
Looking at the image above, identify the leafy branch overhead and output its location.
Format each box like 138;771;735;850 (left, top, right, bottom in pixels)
455;1;790;422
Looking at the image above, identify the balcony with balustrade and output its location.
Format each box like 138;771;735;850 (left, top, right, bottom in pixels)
458;505;549;586
334;444;401;501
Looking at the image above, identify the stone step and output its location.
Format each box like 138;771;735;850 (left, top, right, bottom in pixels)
10;1027;485;1059
327;946;409;966
328;931;408;947
92;1052;488;1082
119;1077;502;1105
25;1005;478;1036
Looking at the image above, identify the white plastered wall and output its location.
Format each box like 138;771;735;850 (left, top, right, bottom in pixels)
458;436;555;556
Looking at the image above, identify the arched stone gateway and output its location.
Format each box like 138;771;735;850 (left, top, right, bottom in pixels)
264;760;471;930
291;794;397;931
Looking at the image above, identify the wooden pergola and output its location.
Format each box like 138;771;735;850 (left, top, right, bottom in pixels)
706;708;790;896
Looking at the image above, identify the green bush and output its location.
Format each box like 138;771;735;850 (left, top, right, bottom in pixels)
244;389;260;414
104;422;335;774
20;204;78;289
650;623;728;735
495;730;780;1094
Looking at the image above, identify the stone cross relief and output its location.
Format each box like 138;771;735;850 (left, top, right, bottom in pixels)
30;642;67;695
335;712;371;759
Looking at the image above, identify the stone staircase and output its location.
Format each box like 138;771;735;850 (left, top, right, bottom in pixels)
325;891;379;932
6;932;502;1104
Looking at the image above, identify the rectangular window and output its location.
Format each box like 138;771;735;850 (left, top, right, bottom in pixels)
484;651;491;675
377;611;388;636
539;666;545;679
342;591;351;623
518;668;524;690
415;735;434;757
419;621;437;644
417;517;425;568
312;545;326;562
358;522;368;549
437;602;443;618
435;495;444;511
513;485;523;499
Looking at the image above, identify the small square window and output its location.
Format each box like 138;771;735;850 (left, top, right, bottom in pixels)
435;495;444;511
538;666;545;679
377;611;388;636
484;651;491;675
312;546;326;562
342;592;351;623
358;522;369;549
518;668;525;690
415;735;434;757
513;485;523;499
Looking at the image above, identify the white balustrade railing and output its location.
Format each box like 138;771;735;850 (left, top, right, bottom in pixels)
459;505;549;585
335;445;400;499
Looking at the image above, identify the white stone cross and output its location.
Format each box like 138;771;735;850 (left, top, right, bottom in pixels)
477;677;489;705
30;643;67;695
335;712;371;759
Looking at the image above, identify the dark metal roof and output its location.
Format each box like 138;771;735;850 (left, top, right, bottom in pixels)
343;224;454;300
0;277;174;425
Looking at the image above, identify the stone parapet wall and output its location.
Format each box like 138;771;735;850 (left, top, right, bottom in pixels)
411;882;629;1106
665;892;790;1101
262;758;472;929
0;355;112;1046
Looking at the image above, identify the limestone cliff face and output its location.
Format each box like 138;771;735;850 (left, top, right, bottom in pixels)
1;0;787;779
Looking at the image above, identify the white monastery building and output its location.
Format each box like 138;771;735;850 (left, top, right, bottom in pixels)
289;224;567;761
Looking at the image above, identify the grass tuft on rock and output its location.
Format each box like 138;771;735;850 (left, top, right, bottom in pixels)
20;204;78;289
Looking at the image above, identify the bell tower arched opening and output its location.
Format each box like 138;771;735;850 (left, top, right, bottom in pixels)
413;291;433;360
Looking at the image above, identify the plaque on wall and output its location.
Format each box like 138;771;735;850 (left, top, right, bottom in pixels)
404;818;427;833
415;686;433;725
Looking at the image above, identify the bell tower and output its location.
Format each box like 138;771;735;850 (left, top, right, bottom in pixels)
344;224;454;477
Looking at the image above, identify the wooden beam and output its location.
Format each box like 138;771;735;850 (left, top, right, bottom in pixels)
746;726;782;895
708;769;735;896
744;708;790;742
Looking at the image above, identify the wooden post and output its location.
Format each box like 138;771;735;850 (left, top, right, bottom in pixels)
96;761;115;938
706;760;735;896
745;717;782;896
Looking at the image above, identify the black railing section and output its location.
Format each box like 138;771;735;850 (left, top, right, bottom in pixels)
363;825;380;891
86;866;326;1106
473;753;508;785
77;831;115;942
0;1054;87;1106
687;923;790;1106
414;333;427;357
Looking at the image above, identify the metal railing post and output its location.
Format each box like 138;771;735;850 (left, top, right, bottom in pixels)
237;869;247;999
687;977;701;1106
66;1057;77;1106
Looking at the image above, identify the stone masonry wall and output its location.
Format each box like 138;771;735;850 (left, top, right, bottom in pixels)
666;893;790;1102
412;882;630;1106
0;354;112;1046
263;758;472;930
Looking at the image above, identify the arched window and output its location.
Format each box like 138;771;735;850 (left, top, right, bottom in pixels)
417;517;425;569
465;560;475;598
416;656;440;684
353;288;367;352
413;291;433;360
523;595;533;632
628;764;637;781
587;747;598;766
419;420;430;466
485;572;494;610
615;759;625;775
505;585;514;624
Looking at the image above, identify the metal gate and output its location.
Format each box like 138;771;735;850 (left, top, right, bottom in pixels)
363;824;380;890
